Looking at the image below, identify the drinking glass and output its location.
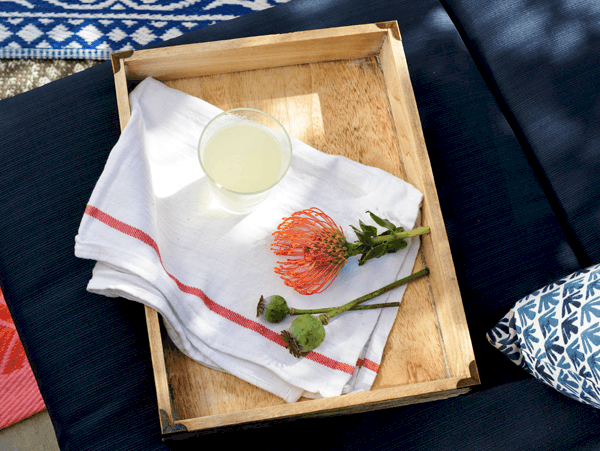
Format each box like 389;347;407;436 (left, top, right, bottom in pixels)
198;108;292;214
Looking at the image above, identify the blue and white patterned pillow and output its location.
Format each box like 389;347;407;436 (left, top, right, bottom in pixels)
487;263;600;409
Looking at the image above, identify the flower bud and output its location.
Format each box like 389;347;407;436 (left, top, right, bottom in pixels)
281;314;326;358
256;295;290;323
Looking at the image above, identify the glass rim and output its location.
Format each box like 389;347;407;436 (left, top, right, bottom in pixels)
198;107;293;196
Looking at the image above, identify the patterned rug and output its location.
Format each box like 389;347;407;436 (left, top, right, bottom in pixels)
0;0;289;60
0;288;45;430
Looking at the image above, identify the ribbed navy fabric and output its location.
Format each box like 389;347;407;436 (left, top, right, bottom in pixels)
443;0;600;268
0;0;598;449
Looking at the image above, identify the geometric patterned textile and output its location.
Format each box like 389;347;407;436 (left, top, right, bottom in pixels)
0;288;45;429
0;0;290;60
487;263;600;410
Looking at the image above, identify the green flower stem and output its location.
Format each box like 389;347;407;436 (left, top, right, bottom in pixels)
311;268;429;320
291;301;401;316
373;226;430;244
347;225;430;257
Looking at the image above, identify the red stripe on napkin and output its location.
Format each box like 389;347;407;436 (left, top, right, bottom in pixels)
357;358;380;373
85;205;367;376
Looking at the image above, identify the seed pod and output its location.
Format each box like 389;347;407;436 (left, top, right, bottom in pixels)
256;295;290;323
281;314;326;358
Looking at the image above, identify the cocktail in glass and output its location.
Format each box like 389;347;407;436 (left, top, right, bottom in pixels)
198;108;292;214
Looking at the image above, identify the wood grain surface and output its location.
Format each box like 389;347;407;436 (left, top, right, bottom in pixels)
111;22;478;434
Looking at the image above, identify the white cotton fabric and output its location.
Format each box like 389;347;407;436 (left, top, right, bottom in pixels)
74;77;423;402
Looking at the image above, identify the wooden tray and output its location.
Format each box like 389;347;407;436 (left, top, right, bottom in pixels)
111;21;479;438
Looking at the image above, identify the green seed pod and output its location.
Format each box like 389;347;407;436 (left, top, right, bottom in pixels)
256;295;290;323
281;314;326;358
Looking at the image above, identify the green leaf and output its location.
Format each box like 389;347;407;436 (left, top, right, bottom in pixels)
388;238;408;253
359;220;378;237
354;244;369;254
352;222;375;246
357;245;388;266
361;248;377;264
370;245;387;259
367;211;397;231
357;232;375;247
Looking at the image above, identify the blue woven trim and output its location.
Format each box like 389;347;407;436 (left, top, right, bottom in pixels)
0;47;112;60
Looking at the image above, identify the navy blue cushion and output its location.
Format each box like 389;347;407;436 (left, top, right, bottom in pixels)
444;0;600;267
0;0;597;449
165;378;600;450
299;378;600;451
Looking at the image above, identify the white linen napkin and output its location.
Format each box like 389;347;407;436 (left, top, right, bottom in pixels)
74;77;424;402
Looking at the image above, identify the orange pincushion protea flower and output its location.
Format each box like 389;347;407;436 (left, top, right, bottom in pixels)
271;208;349;295
271;207;431;295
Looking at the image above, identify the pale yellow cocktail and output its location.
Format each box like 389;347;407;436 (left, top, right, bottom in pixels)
202;123;283;193
198;108;292;214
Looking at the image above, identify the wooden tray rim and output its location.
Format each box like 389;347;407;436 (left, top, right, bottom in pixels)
110;21;479;436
